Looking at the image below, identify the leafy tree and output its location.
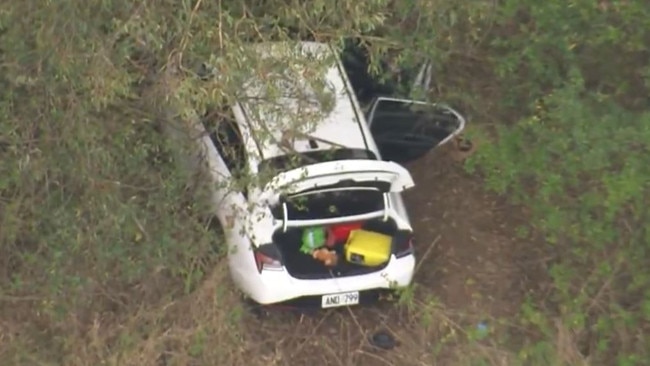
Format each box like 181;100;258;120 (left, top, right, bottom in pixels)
466;1;650;364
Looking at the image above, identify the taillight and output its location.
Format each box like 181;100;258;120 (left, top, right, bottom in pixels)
253;243;284;273
393;230;414;258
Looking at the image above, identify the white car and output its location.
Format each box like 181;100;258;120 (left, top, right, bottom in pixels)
168;41;465;308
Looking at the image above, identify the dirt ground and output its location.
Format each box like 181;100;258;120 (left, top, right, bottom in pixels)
236;141;548;366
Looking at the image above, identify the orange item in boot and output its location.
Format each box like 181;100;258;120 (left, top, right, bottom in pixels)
312;248;338;267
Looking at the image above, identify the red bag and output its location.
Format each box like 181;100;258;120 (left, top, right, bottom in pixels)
327;222;364;244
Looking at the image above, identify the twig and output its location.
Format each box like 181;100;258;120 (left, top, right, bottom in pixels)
414;234;441;276
293;131;347;148
321;342;346;366
217;0;223;49
354;349;395;366
177;0;204;65
345;306;366;337
291;311;333;355
133;216;150;242
586;275;614;313
0;295;40;302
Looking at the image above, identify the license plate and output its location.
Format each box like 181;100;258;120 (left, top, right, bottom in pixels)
321;291;360;308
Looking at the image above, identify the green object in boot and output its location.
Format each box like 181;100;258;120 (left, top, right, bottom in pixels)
300;227;326;254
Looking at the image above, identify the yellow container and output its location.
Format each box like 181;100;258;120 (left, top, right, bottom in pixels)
344;229;393;267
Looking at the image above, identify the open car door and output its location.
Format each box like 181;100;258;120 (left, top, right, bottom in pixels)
366;96;466;163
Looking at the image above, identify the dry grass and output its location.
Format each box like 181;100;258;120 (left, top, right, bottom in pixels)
0;258;594;366
0;260;251;366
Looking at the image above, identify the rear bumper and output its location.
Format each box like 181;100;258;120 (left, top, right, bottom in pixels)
246;254;415;305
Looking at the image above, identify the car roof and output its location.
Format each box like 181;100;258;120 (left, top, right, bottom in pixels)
237;41;369;165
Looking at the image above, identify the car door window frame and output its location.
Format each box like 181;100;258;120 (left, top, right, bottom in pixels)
202;107;250;197
366;96;466;163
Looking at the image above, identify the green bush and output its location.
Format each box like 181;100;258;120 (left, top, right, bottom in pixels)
463;2;650;363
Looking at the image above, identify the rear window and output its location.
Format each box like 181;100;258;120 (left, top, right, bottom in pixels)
271;186;384;221
259;148;377;175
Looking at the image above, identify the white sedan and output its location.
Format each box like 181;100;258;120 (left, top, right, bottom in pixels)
167;41;465;308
